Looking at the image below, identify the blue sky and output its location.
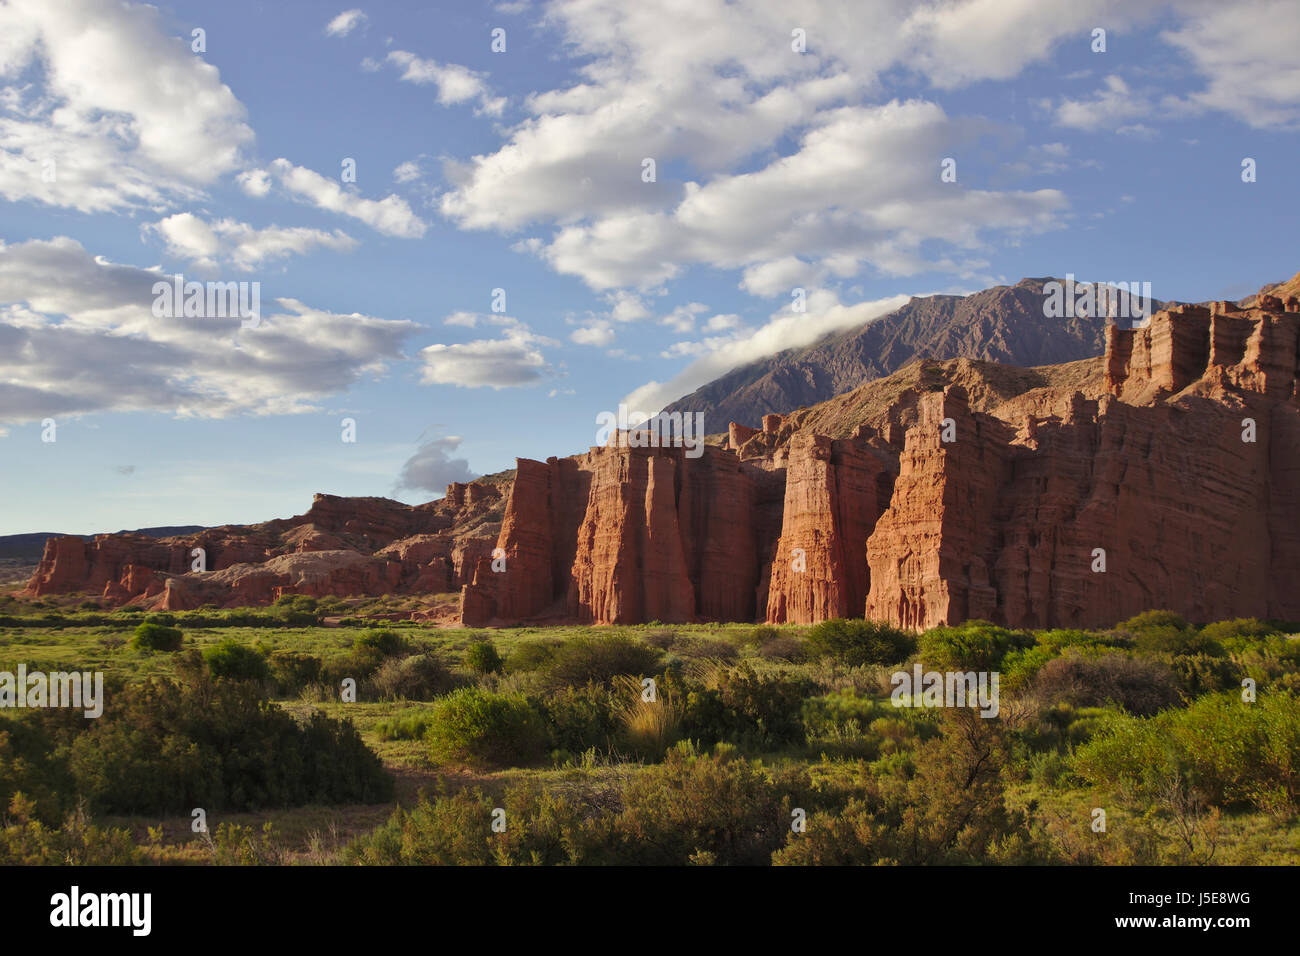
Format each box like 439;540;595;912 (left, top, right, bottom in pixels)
2;0;1298;535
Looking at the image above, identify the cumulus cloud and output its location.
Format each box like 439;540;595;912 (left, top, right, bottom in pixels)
373;50;505;115
622;290;911;413
418;318;555;389
143;213;358;271
0;0;253;212
1160;0;1300;128
569;321;615;347
1049;75;1154;131
0;237;418;423
325;9;368;38
531;101;1066;289
247;158;427;238
394;435;477;495
434;0;1300;293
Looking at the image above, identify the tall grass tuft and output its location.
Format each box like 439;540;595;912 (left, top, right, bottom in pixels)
610;674;683;760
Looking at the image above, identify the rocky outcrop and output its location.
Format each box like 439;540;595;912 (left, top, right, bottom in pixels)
24;294;1300;631
462;448;768;626
865;298;1300;628
462;297;1300;630
23;478;510;610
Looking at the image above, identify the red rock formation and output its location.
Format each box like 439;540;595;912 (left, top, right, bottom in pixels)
464;298;1300;630
765;433;891;624
24;478;510;609
25;297;1300;631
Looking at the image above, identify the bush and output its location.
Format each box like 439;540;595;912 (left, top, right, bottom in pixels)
1120;609;1223;656
465;640;503;675
371;654;455;701
268;651;322;695
535;684;616;754
1032;652;1180;716
543;635;661;689
1199;618;1282;651
426;688;548;767
203;639;270;682
805;618;915;666
679;664;814;750
614;743;796;865
505;640;559;674
131;621;184;652
63;675;392;814
1073;691;1300;815
354;630;407;657
919;620;1031;671
321;645;387;687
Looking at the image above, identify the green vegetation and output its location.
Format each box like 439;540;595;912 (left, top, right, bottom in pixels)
0;603;1297;865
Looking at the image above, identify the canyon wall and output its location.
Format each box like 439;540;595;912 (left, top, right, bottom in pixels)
461;299;1300;629
22;297;1300;629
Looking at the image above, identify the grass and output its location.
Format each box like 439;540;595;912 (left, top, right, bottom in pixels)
4;591;1300;866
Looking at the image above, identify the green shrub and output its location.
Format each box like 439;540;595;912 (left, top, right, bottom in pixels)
679;664;814;750
321;645;387;687
203;639;270;682
354;629;407;657
613;742;796;865
805;618;915;666
505;640;559;674
919;620;1030;671
1032;652;1180;716
0;801;144;866
426;688;547;767
1074;691;1300;815
1199;617;1280;649
64;675;392;814
268;650;322;695
371;654;455;701
543;635;661;689
535;684;616;753
465;640;504;675
1120;609;1223;656
131;621;184;652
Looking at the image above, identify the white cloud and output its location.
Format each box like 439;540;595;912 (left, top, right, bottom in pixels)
1160;0;1300;128
377;50;505;115
622;290;911;413
143;213;358;271
570;321;615;346
325;9;368;38
1051;75;1153;131
253;158;428;238
531;101;1066;289
0;0;253;212
0;237;417;423
237;169;272;197
393;160;422;183
418;320;555;388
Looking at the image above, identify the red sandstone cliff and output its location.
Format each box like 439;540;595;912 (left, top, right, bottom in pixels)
23;480;508;612
22;297;1300;631
460;298;1300;630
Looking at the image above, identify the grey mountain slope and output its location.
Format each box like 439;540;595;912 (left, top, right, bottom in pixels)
662;278;1170;428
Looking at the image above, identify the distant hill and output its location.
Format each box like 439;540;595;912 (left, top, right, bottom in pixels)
0;526;206;561
661;277;1171;428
